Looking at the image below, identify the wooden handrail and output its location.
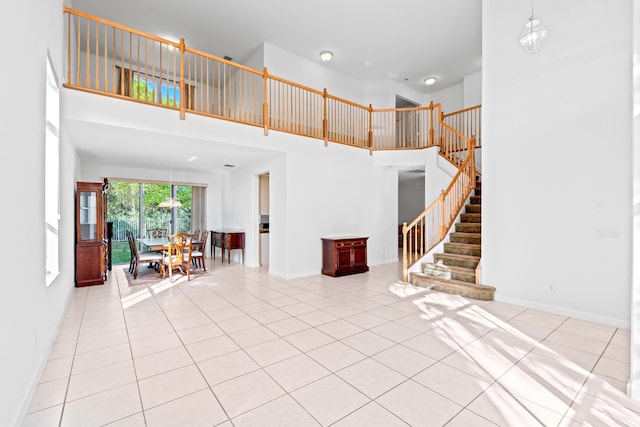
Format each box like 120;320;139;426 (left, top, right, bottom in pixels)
401;133;476;282
63;6;180;49
442;103;481;118
442;104;482;149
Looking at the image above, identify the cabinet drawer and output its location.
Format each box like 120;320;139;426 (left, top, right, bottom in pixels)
336;240;365;248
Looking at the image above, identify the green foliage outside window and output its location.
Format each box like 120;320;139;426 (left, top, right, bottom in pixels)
106;181;192;247
133;77;180;107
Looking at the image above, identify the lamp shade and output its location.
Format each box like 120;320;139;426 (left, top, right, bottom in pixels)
519;15;548;54
159;198;182;208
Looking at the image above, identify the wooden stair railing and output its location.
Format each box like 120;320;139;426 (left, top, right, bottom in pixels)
401;130;476;282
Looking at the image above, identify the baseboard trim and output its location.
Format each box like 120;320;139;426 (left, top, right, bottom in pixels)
15;283;76;426
494;294;630;329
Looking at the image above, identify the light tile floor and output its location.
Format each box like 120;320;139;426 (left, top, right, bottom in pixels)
22;259;640;426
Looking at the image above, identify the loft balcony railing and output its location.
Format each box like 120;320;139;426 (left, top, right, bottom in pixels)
63;6;482;283
63;6;468;152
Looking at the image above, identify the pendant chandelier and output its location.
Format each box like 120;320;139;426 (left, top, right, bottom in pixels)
159;162;182;208
519;0;548;55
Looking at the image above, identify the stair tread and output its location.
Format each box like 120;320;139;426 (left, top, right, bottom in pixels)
422;263;475;274
410;273;496;301
445;242;481;248
412;273;485;287
435;253;480;261
450;232;482;237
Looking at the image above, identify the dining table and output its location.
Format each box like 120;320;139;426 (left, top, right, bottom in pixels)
138;237;168;252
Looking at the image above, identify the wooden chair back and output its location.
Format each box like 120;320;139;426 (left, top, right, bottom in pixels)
147;228;168;238
163;233;195;281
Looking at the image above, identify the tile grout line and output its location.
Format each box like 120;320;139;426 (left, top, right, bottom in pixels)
57;286;90;427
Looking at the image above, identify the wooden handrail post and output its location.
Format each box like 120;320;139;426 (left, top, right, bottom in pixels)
66;11;71;84
429;101;434;146
323;88;328;147
179;38;185;120
402;222;408;282
438;190;445;240
469;136;476;189
263;67;269;136
368;104;373;155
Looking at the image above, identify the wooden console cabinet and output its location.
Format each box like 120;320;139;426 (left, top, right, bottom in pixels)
321;236;369;277
211;229;245;264
75;181;108;287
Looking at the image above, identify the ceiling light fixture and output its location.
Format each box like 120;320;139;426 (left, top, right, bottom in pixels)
519;0;548;54
319;51;333;62
424;77;437;86
159;162;182;208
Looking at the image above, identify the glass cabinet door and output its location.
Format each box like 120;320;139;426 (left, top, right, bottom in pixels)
79;190;98;241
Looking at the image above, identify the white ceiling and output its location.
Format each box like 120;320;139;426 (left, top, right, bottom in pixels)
66;0;482;175
69;0;482;95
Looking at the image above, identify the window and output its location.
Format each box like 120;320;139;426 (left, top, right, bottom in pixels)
45;53;60;286
133;73;181;107
106;180;205;266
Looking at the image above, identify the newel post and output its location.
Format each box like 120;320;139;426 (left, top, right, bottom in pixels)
402;222;408;282
263;67;269;136
323;89;328;146
179;38;186;120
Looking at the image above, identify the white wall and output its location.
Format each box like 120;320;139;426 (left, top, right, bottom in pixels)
263;43;373;106
629;0;640;399
221;131;400;278
243;44;265;71
463;70;482;107
1;0;81;425
483;0;632;327
425;82;464;113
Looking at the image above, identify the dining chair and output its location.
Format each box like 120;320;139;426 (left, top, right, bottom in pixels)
128;233;163;280
191;229;208;271
146;227;168;239
125;230;136;274
161;233;195;281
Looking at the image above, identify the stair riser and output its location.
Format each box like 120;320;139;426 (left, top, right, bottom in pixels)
470;196;481;204
434;254;479;269
450;234;481;245
460;213;481;223
451;270;476;283
455;223;481;233
474;188;481;196
465;204;481;214
444;243;481;256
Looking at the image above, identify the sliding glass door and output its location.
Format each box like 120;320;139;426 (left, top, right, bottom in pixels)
106;180;201;265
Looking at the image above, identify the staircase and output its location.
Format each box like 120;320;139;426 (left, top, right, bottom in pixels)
410;178;496;301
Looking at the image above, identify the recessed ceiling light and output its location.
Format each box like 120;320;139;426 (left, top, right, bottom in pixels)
424;77;437;86
187;156;198;162
319;51;333;62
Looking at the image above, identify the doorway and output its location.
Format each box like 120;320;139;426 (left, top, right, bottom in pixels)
397;166;425;255
259;173;270;266
395;95;420;148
